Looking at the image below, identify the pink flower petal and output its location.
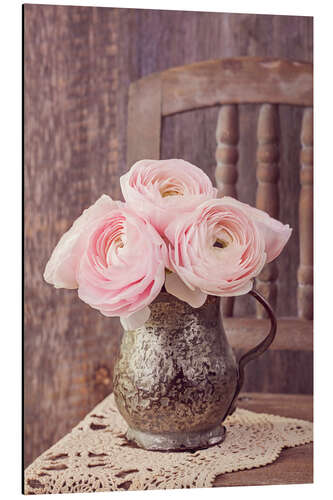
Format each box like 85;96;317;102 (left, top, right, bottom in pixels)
165;272;207;308
221;197;292;263
76;204;168;318
120;159;217;235
120;306;151;330
44;195;117;289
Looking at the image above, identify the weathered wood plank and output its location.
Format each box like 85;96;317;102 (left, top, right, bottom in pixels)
224;317;313;352
126;74;162;167
161;58;313;115
24;4;123;469
224;318;313;394
236;392;313;420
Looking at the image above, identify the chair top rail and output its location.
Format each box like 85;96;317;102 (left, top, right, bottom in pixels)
130;57;313;117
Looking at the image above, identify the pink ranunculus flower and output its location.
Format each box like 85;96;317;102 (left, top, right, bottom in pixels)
44;194;117;289
120;159;217;235
44;195;168;329
164;197;292;307
218;197;293;264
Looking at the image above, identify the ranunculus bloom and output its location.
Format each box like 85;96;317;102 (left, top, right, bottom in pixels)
120;159;217;234
219;197;293;264
44;195;117;289
44;195;168;329
164;197;292;306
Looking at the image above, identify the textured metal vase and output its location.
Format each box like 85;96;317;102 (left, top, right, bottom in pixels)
113;290;276;451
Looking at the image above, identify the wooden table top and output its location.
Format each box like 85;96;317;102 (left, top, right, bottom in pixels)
214;392;313;487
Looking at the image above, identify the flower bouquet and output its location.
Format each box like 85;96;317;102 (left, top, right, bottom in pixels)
44;159;291;451
44;159;291;328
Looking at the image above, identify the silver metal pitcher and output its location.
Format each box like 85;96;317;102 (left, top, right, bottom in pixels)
113;289;276;451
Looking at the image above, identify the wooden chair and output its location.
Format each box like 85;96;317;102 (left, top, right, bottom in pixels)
126;57;313;394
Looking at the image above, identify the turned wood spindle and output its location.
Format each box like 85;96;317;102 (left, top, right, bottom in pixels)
215;105;239;317
255;104;280;318
297;108;313;320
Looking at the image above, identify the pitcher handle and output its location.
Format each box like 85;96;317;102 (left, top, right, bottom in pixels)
225;288;277;418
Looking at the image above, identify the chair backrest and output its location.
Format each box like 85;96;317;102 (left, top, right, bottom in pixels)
126;57;313;320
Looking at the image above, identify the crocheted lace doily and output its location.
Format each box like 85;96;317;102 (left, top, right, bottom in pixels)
24;393;313;494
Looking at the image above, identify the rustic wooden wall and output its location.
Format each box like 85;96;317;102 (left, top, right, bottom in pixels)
24;4;313;468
